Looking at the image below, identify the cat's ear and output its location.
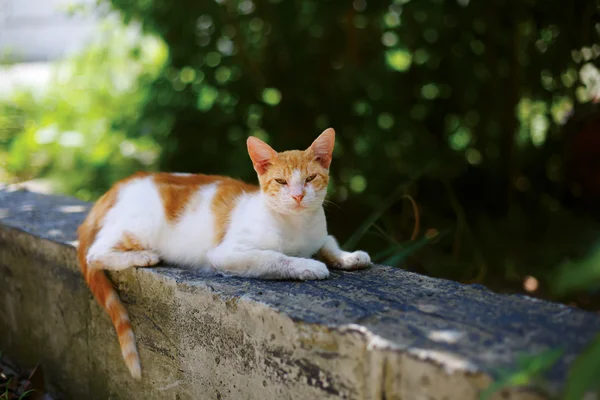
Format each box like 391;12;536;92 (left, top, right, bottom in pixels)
247;136;278;175
309;128;335;169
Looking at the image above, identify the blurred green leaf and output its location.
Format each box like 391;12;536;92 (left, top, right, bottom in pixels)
261;88;282;106
383;229;450;267
480;348;564;400
563;335;600;400
385;49;412;72
343;162;437;251
552;246;600;296
197;85;219;111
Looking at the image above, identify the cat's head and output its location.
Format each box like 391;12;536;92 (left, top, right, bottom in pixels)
247;128;335;215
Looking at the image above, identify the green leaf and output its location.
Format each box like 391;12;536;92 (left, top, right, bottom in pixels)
373;242;405;262
18;389;36;400
342;187;406;251
383;229;450;267
563;335;600;400
261;88;282;106
343;161;437;251
196;85;219;112
385;48;413;72
480;348;563;400
552;245;600;296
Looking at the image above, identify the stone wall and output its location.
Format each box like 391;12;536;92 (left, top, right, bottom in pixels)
1;188;599;399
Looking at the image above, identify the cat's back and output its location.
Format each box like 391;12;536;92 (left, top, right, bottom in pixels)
148;172;259;265
108;171;255;218
104;171;222;221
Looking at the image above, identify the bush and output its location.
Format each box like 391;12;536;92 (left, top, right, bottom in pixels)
0;17;167;200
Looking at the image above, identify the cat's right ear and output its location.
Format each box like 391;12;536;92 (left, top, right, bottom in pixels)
247;136;278;175
309;128;335;169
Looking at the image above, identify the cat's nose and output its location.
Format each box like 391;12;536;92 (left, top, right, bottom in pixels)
292;194;304;203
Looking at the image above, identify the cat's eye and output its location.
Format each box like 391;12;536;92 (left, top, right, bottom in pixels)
275;178;287;185
305;174;317;183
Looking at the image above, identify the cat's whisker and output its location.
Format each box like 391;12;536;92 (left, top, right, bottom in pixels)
322;199;340;209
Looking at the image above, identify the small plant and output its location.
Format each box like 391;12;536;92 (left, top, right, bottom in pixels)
0;352;49;400
479;348;563;400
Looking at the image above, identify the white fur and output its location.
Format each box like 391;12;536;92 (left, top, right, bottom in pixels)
157;184;218;266
88;177;163;269
88;174;370;280
264;169;326;216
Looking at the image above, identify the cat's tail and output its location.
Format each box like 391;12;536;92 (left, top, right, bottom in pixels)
77;207;142;380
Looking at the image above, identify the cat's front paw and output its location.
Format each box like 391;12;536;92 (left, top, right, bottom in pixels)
331;251;371;271
295;259;330;281
133;251;160;267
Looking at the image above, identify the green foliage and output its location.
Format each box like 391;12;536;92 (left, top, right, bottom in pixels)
563;335;600;400
550;251;600;399
18;390;36;400
102;0;599;187
1;19;167;199
552;245;600;297
1;379;9;400
479;348;564;400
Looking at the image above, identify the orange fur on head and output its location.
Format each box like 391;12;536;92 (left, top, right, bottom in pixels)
258;151;330;196
247;129;335;211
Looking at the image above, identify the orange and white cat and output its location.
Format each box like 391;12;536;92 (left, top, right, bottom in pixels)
77;128;370;379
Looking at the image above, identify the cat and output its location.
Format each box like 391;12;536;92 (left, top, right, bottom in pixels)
76;128;371;379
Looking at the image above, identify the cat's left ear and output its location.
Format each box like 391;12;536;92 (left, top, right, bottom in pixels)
247;136;278;175
309;128;335;169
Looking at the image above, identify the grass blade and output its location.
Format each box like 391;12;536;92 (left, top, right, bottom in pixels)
343;161;437;251
383;229;449;267
479;348;563;400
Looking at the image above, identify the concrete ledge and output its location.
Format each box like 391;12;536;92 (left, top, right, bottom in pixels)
1;188;599;400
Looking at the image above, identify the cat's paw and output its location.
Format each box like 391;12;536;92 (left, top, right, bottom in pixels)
331;251;371;271
295;260;330;281
132;251;160;267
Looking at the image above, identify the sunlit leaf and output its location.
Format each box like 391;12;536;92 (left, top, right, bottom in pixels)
480;348;563;400
563;335;600;400
206;52;222;67
385;49;412;72
377;113;395;129
552;246;600;296
180;67;196;84
261;88;282;106
349;175;367;193
196;85;219;111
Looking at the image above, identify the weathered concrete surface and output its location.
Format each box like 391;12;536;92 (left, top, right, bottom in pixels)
0;188;599;400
